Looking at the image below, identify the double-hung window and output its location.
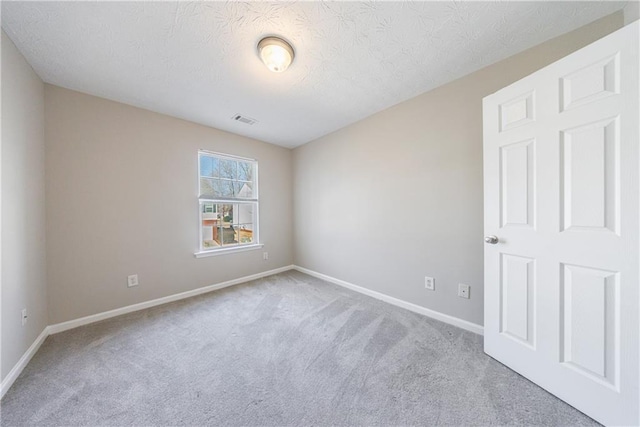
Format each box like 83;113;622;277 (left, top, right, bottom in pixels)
198;150;259;254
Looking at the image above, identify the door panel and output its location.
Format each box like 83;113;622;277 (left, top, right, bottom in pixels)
560;264;618;389
500;139;536;228
499;91;536;132
500;253;536;347
560;54;619;112
484;22;638;426
560;118;619;233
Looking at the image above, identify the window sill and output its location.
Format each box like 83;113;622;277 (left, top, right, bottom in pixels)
194;244;264;258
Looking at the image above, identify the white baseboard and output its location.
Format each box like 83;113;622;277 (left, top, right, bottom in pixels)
49;265;295;334
1;326;50;399
293;265;484;336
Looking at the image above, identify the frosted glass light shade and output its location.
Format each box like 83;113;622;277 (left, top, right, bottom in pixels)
258;37;294;73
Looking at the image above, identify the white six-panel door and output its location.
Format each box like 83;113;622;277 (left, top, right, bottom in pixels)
483;22;639;426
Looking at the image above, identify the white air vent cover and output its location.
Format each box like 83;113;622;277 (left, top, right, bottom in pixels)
232;114;258;125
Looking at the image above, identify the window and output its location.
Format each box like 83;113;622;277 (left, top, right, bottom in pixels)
198;151;259;254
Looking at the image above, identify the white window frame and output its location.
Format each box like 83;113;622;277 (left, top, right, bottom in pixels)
195;150;262;257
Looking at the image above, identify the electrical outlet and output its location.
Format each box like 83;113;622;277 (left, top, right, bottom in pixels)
263;252;269;261
21;308;28;326
458;283;470;299
425;276;435;291
127;274;139;288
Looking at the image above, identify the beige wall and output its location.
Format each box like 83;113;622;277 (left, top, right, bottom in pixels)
1;31;48;381
45;86;293;324
624;1;639;25
292;12;624;327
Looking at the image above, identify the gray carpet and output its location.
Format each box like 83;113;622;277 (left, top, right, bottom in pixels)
1;270;598;426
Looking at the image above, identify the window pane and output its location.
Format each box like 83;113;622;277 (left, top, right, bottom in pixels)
219;159;236;180
231;204;240;225
200;202;257;250
200;155;213;177
233;182;243;198
237;203;253;224
237;224;253;244
211;157;221;177
200;177;213;198
200;177;235;198
219;204;233;223
200;156;222;178
201;205;220;249
199;155;255;199
237;161;253;181
221;223;237;246
217;179;235;197
234;182;254;199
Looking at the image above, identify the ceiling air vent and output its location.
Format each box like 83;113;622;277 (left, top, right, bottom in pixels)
232;114;258;126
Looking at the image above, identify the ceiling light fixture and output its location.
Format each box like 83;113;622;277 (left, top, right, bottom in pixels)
257;36;295;73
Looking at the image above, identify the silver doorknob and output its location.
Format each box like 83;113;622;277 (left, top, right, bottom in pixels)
485;235;499;244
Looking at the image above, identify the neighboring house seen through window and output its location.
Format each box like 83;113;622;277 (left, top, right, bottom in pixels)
198;151;258;253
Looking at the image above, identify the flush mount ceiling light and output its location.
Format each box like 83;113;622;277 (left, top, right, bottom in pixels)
257;36;295;73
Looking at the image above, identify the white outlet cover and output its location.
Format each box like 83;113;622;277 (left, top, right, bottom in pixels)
458;283;470;299
127;274;139;287
425;276;435;291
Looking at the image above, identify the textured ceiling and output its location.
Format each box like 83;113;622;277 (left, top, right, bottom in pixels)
1;1;627;148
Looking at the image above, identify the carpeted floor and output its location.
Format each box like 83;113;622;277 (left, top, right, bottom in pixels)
1;270;598;426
